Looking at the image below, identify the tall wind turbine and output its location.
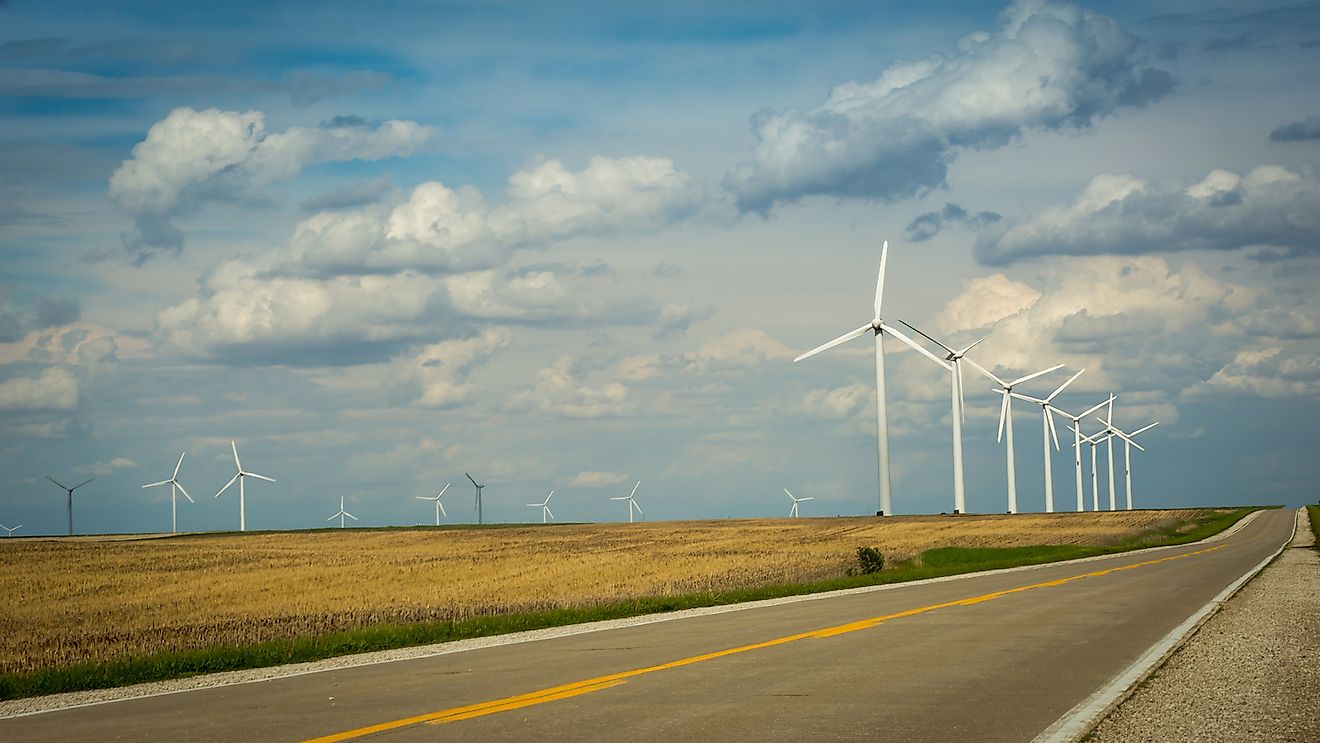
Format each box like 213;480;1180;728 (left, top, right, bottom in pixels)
1052;396;1115;512
0;523;21;537
1096;419;1159;510
1071;426;1110;512
46;476;93;536
896;321;990;514
141;452;193;533
327;494;357;529
466;473;485;524
794;240;945;516
416;483;450;526
215;441;275;532
785;488;814;518
611;481;643;523
528;491;554;523
1006;369;1084;513
967;361;1065;514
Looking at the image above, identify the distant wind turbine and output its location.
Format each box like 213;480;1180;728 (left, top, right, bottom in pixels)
46;476;93;536
214;441;275;532
611;481;643;523
1071;425;1111;512
967;360;1065;514
1006;369;1084;513
528;491;554;523
141;451;193;533
466;473;485;524
1096;418;1160;511
785;488;814;518
0;523;21;537
1052;396;1116;512
794;240;945;516
416;483;450;526
327;494;357;529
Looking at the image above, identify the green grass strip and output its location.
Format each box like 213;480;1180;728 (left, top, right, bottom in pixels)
0;507;1263;701
1307;505;1320;548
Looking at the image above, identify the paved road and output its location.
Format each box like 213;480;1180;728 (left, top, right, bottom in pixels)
1;509;1293;742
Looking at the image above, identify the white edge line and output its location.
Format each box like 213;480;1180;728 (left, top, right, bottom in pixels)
0;509;1269;720
1031;507;1299;743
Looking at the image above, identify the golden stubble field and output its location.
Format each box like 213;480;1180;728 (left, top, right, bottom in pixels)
0;510;1205;675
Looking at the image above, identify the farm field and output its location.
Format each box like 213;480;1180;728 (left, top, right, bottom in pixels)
0;510;1227;678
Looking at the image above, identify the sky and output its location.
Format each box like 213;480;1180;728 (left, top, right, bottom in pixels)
1;0;1318;535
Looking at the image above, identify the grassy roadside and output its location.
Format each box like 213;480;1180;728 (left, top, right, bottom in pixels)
1307;505;1320;547
0;507;1263;701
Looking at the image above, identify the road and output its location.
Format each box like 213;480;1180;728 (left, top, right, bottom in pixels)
0;508;1293;742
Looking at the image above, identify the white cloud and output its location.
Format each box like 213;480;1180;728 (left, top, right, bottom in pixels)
976;165;1320;265
621;328;793;380
801;383;874;419
509;355;629;418
75;457;139;476
725;0;1171;212
568;471;630;487
1190;347;1320;399
0;367;79;411
444;270;583;320
390;329;512;409
109;107;433;260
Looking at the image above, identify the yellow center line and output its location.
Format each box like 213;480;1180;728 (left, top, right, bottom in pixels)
304;543;1229;742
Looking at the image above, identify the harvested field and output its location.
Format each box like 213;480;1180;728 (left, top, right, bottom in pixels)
0;510;1214;676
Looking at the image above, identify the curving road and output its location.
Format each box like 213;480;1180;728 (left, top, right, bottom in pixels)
0;508;1294;742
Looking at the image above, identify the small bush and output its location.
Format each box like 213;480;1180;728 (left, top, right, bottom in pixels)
855;546;885;574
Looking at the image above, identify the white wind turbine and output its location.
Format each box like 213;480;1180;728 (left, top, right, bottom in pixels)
466;473;486;525
1095;418;1160;511
416;483;450;526
215;440;275;532
1099;397;1121;511
1071;425;1111;512
967;361;1065;514
785;488;814;518
794;240;947;516
611;481;643;523
0;523;21;537
141;451;193;533
327;494;357;529
1006;370;1085;513
528;491;555;523
1050;396;1116;512
896;321;991;514
46;476;93;536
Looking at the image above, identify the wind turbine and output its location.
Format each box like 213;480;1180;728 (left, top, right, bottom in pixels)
1095;419;1160;510
1051;396;1116;512
1071;425;1111;512
214;440;275;532
141;451;193;533
416;483;450;526
967;361;1065;514
327;494;357;529
785;488;814;518
0;523;21;537
794;240;948;516
528;491;554;523
1006;369;1085;513
466;473;485;524
611;481;643;523
896;321;991;514
46;476;93;536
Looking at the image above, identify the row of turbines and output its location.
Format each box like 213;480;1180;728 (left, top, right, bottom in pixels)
794;240;1159;517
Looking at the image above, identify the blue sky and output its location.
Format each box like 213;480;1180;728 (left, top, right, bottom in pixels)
1;0;1318;534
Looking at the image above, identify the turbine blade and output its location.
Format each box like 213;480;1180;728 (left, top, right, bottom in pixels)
345;512;357;520
231;440;242;471
72;478;95;491
956;335;989;357
610;496;628;500
1047;410;1060;450
142;480;171;489
1010;391;1045;404
1009;363;1065;388
631;481;641;498
246;473;276;483
784;488;793;498
801;497;814;502
963;357;1004;386
545;507;554;519
996;390;1009;443
466;472;480;487
176;482;194;503
896;319;954;355
1132;421;1160;436
874;240;888;317
216;473;239;497
173;451;186;479
880;323;952;369
47;476;68;490
793;323;872;363
1079;395;1115;419
1046;368;1085;401
327;513;338;522
438;502;447;516
438;482;451;497
416;496;433;501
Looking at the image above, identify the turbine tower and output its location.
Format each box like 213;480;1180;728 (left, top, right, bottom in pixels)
0;523;21;537
1052;396;1115;512
611;481;643;523
1006;369;1084;513
1095;419;1159;510
794;240;942;516
1071;426;1110;512
46;476;93;536
141;451;193;533
785;488;814;518
1102;397;1118;510
528;491;554;523
215;440;275;532
416;483;450;526
466;473;485;524
327;494;357;529
896;321;990;514
967;361;1065;514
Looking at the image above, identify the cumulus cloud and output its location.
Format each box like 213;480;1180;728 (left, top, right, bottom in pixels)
802;383;874;419
1269;115;1320;142
653;302;712;340
109;107;433;262
509;356;629;418
904;203;1001;242
1190;347;1320;399
0;366;79;411
75;457;139;476
621;329;793;380
724;0;1172;213
568;471;630;487
975;165;1320;265
389;329;512;408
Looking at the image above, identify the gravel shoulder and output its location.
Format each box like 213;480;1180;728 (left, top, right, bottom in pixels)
1088;507;1320;743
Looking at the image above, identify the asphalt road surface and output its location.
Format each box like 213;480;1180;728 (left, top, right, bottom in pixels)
1;508;1293;742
